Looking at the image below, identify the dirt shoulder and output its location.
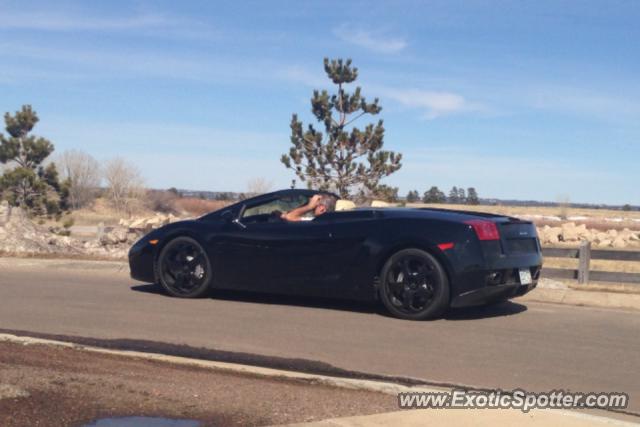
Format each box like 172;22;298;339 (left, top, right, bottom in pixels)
0;341;396;427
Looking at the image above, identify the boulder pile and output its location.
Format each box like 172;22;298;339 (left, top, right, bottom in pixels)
80;213;182;257
0;205;84;256
0;203;143;259
537;222;640;248
118;213;179;232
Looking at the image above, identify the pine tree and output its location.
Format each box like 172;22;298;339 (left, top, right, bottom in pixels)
0;105;68;216
375;184;399;203
423;186;446;203
406;190;419;203
467;187;479;205
457;187;466;204
448;186;459;203
281;58;402;199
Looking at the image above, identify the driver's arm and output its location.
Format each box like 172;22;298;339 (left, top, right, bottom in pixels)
281;195;320;222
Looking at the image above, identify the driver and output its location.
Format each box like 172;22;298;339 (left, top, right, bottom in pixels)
281;194;337;222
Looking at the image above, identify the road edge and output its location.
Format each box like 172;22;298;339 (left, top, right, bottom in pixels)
520;287;640;311
1;333;636;427
0;332;445;396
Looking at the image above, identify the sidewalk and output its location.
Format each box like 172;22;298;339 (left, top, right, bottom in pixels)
283;408;639;427
521;278;640;311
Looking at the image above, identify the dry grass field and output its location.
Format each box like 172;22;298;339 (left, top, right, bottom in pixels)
64;197;231;226
408;202;640;220
70;198;154;226
407;203;640;231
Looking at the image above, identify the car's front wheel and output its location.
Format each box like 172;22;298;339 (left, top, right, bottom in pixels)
156;236;212;298
379;248;450;320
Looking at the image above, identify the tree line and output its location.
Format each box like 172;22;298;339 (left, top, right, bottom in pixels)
0;105;145;217
406;186;480;205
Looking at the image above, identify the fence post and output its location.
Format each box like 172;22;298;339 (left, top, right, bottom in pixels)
577;241;591;284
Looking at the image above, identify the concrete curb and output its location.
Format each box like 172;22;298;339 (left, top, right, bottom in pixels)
520;287;640;312
0;256;127;271
0;333;445;396
1;333;636;427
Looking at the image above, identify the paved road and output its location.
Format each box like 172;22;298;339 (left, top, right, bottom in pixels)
1;258;639;415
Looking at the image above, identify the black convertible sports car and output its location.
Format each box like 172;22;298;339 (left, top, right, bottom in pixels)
129;189;543;320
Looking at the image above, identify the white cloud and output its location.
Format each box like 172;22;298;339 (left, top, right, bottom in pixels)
378;88;483;119
333;26;406;54
0;8;221;41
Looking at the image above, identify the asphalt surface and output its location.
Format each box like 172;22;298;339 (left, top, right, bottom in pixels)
1;258;639;416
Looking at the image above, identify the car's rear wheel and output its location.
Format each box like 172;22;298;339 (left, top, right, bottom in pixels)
379;249;449;320
156;236;212;298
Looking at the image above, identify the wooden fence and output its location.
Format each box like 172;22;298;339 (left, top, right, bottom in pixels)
541;241;640;285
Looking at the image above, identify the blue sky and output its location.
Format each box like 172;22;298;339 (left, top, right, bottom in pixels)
1;0;638;204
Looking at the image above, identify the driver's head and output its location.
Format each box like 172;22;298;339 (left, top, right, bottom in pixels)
314;194;337;217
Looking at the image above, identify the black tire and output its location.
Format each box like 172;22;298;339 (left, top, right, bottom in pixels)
379;248;450;320
156;236;212;298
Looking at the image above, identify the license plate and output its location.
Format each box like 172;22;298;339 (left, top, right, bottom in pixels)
519;268;532;285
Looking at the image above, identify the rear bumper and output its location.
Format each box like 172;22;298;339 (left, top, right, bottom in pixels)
451;281;537;308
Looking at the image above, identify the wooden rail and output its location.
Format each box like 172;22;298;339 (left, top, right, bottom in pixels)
541;241;640;285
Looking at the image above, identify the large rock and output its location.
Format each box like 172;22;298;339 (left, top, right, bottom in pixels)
612;237;627;249
112;227;129;243
575;224;591;239
148;214;172;228
145;215;165;227
129;217;147;229
560;222;579;241
99;232;119;246
597;238;613;247
544;226;562;244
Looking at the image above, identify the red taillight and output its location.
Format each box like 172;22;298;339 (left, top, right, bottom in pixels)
465;220;500;241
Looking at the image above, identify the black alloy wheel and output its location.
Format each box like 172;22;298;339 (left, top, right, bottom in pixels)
157;236;212;298
379;248;449;320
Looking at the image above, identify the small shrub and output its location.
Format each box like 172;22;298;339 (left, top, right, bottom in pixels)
173;198;229;216
145;190;178;214
62;217;74;229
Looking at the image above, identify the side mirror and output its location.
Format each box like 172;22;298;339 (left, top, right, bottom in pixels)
221;210;247;229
